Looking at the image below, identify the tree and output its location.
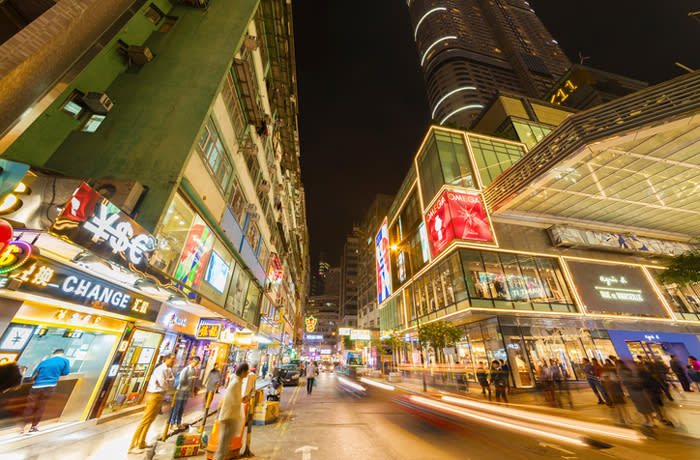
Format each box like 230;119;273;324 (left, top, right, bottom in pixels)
381;330;405;370
417;320;462;364
657;248;700;286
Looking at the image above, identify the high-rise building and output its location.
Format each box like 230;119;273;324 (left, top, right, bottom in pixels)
340;227;361;327
407;0;571;128
0;0;309;423
357;194;393;329
324;267;342;298
310;252;330;296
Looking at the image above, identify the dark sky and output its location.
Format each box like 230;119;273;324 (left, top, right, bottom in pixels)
293;0;699;267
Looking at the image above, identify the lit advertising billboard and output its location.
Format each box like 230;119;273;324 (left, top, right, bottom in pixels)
376;218;392;303
174;215;214;289
425;189;493;257
565;261;668;318
350;329;371;340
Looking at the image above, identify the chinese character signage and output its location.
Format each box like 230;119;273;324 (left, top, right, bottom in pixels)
338;327;351;336
305;315;318;333
350;329;370;341
425;189;494;257
548;226;694;257
376;218;392;304
565;260;668;318
50;182;156;272
196;319;223;340
1;255;159;322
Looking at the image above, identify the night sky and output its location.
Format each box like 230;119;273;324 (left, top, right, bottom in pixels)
293;0;700;268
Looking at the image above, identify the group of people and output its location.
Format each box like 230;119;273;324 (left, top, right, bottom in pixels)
581;354;699;427
536;358;573;409
476;360;509;402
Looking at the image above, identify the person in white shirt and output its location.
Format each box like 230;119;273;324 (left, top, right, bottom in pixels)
213;362;250;460
306;361;317;395
130;353;176;453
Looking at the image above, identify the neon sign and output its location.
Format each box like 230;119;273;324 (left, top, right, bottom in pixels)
305;315;318;333
376;218;392;303
0;241;33;274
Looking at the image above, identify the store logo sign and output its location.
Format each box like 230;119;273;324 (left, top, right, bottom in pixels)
595;274;643;302
84;203;153;265
165;312;188;328
0;241;32;274
305;315;318;333
196;319;222;339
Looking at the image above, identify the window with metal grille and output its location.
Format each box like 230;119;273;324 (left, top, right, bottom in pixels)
222;71;247;140
197;118;233;191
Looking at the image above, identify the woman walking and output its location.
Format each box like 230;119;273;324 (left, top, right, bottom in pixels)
600;358;629;424
618;360;655;427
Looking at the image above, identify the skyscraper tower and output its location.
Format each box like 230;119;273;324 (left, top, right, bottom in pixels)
408;0;571;127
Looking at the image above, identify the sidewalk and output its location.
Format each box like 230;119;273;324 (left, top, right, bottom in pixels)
369;372;700;439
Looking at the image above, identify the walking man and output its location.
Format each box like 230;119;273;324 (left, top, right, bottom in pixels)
129;353;176;453
306;361;317;395
670;355;693;392
583;358;608;405
171;356;200;429
490;360;508;403
476;362;491;400
22;349;70;433
213;363;250;460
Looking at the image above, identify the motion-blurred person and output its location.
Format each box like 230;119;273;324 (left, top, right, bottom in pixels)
204;365;221;405
306;361;318;395
0;361;22;393
130;353;176;453
21;349;70;434
214;363;250;460
618;360;655;427
649;358;674;401
636;359;673;426
538;360;555;404
490;360;507;403
583;358;608;405
688;356;700;391
499;359;510;393
601;358;629;424
476;362;491;400
670;355;692;392
171;356;200;429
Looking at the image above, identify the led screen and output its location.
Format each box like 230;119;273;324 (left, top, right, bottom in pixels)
204;250;230;293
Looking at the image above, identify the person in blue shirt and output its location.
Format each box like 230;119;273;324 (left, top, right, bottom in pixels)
22;349;71;433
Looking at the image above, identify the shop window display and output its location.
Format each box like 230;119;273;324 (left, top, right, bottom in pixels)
151;194;196;275
652;270;700;321
242;282;262;325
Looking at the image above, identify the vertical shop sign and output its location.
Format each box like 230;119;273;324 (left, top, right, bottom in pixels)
376;218;392;303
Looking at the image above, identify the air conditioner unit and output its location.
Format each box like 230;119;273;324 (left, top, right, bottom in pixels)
257;180;271;193
127;45;154;66
274;183;284;194
82;92;114;114
248;212;260;223
241;143;258;157
92;178;146;214
245;202;257;213
268;166;276;178
243;35;258;51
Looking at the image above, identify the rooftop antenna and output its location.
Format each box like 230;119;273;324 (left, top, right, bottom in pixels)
578;52;590;65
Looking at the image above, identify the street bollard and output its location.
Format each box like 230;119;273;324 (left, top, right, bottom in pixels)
202;391;214;428
161;395;177;441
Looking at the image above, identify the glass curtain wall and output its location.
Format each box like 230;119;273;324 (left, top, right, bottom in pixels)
467;135;527;186
652;270;700;321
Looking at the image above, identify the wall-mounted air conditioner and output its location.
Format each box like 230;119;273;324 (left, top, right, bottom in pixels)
243;35;258;51
82;92;114;114
92;178;146;215
248;212;260;223
245;202;257;213
257;180;271;193
127;45;154;66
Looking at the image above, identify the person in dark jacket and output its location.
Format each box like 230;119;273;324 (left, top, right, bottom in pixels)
583;358;609;405
618;360;655;427
670;355;692;392
476;362;491;400
22;349;70;433
636;360;673;426
490;360;508;403
601;358;629;424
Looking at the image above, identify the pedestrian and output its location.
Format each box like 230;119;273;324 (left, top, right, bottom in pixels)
600;358;629;424
261;361;269;380
204;365;221;405
649;358;674;401
306;361;317;395
583;358;608;405
490;360;507;403
0;361;22;393
636;360;673;426
170;356;201;430
129;353;176;453
476;362;491;400
21;349;70;433
618;360;655;427
213;363;250;460
499;359;510;392
538;360;554;404
669;355;692;392
687;356;700;391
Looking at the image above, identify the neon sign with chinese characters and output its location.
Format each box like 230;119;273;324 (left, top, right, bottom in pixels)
196;319;223;340
50;182;156;271
305;315;318;333
1;256;159;322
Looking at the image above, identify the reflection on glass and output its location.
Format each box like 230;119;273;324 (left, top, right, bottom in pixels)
151;194;196;274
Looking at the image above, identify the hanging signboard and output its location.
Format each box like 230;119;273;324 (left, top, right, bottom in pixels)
548;226;693;256
49;182;156;272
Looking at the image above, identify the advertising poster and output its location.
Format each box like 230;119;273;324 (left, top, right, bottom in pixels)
425;190;494;257
174;215;214;289
376;218;392;304
204;250;230;293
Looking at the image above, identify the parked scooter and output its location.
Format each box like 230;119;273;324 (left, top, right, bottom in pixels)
266;374;283;401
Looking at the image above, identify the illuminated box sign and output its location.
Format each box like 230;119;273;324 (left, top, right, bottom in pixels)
338;327;351;336
375;218;392;303
320;349;331;355
305;334;323;341
305;315;318;333
50;182;156;272
565;261;668;318
548;226;694;257
0;256;159;322
196;319;224;340
425;189;494;257
350;329;370;340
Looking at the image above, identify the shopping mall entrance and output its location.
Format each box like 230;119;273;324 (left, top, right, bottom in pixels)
625;340;688;367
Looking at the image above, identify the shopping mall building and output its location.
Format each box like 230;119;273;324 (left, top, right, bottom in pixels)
377;70;700;388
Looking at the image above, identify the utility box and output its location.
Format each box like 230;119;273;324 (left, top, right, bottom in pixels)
252;401;279;425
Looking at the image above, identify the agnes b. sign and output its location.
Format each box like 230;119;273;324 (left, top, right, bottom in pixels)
50;182;156;271
425;190;493;257
376;218;392;304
